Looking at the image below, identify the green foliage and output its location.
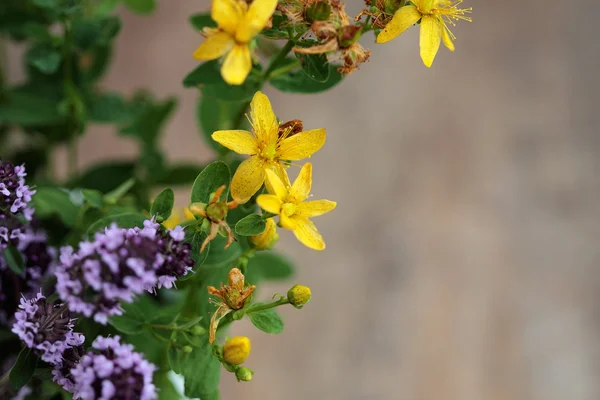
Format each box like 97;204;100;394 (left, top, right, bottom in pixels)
151;188;174;222
86;212;147;234
190;161;231;203
2;245;25;274
245;251;295;282
180;338;221;399
247;303;285;334
235;214;266;236
189;12;217;31
32;187;79;226
123;0;156;14
9;348;38;391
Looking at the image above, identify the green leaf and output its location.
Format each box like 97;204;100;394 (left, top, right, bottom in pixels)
167;345;186;374
75;162;136;193
21;22;52;41
72;16;121;49
155;371;180;400
197;96;248;154
190;231;210;267
95;0;122;16
27;43;62;74
86;91;130;124
247;303;284;334
82;189;105;209
295;52;330;82
150;188;174;222
203;235;242;267
235;214;266;236
109;305;146;335
123;0;156;14
200;78;259;102
2;245;25;275
183;60;222;87
181;336;221;399
104;178;135;204
32;0;58;8
87;212;147;235
189;13;217;31
0;88;64;126
245;251;294;282
190;161;231;203
271;64;343;93
9;348;38;391
154;164;205;186
120;95;177;146
32;187;78;226
261;14;289;39
82;45;113;83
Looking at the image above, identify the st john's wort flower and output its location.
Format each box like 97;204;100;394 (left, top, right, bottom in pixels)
257;163;336;250
0;160;35;221
11;291;85;365
193;0;278;85
212;91;326;203
71;335;157;400
376;0;472;67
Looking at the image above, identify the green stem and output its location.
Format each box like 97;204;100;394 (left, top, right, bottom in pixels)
246;298;289;313
62;19;78;179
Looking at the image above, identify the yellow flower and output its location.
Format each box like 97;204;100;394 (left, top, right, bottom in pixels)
376;0;472;67
193;0;278;85
256;163;336;250
162;207;195;230
212;91;326;204
249;218;279;249
223;336;251;365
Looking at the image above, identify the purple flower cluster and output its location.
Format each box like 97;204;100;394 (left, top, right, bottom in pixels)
71;336;157;400
11;291;84;365
56;220;193;324
0;160;35;221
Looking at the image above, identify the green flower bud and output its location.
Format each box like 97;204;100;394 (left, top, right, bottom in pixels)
339;25;362;48
190;325;205;336
235;367;254;382
206;202;228;221
287;284;311;309
306;1;331;22
182;346;193;354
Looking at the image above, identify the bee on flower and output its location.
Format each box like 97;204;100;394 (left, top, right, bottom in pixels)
257;163;336;250
193;0;278;85
207;268;255;343
211;91;326;204
375;0;472;67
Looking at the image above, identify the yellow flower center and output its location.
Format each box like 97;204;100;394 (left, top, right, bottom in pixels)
281;203;296;217
261;143;277;160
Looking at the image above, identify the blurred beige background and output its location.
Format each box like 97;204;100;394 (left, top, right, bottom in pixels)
10;0;600;399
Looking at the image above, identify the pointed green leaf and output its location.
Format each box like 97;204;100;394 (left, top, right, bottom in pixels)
150;188;174;222
190;161;231;203
9;348;38;391
235;214;266;236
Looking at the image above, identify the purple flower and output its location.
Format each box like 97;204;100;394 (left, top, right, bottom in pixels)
52;342;86;393
56;220;194;324
71;336;157;400
0;160;35;220
11;291;84;365
0;224;55;326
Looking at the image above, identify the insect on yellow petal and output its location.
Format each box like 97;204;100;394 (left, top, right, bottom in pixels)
376;5;421;44
231;156;266;204
212;130;258;155
193;31;234;60
249;91;279;147
288;163;312;204
256;194;283;214
221;44;252;85
295;200;337;218
264;168;288;201
419;15;442;67
277;128;326;161
211;0;245;35
236;0;278;43
291;217;325;250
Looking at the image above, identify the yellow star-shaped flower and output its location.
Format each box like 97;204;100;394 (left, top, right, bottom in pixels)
257;163;336;251
193;0;278;85
376;0;472;67
212;91;326;204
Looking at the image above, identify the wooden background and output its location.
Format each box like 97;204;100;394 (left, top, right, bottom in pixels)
8;0;600;398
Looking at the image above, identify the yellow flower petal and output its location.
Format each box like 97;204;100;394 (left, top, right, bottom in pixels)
250;91;279;147
375;5;421;44
291;217;325;250
288;163;312;204
264;168;288;201
162;212;181;230
277;128;326;161
419;15;442;68
231;156;265;203
211;0;244;35
280;213;296;230
221;44;252;85
295;200;337;218
256;194;282;214
212;130;258;155
193;31;234;60
419;0;436;14
441;24;455;51
235;0;278;43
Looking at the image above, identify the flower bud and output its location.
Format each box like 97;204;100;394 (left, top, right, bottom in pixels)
182;345;193;354
249;218;279;249
287;284;311;309
306;1;331;22
338;25;362;48
190;325;205;336
235;367;254;382
206;202;228;221
223;336;251;365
